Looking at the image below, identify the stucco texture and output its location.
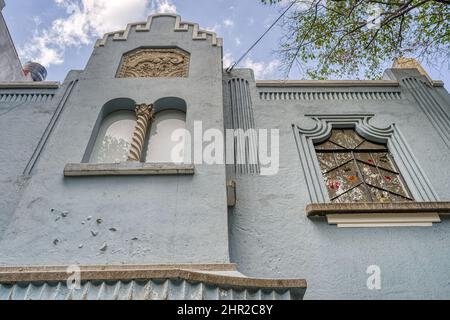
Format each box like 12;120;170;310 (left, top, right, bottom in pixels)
1;13;450;300
0;16;229;266
227;69;450;299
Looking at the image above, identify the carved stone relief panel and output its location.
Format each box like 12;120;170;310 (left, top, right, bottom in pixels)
117;48;190;78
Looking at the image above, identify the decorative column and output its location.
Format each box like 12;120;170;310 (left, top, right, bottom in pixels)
127;103;154;161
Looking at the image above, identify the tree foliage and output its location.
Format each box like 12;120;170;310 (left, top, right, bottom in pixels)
261;0;450;79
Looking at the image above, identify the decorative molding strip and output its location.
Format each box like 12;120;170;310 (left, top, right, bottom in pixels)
0;264;307;300
402;77;450;149
256;80;444;88
0;280;303;300
0;93;54;103
23;80;78;175
292;114;438;203
95;14;222;48
259;91;402;101
256;80;400;87
226;78;260;175
0;82;60;89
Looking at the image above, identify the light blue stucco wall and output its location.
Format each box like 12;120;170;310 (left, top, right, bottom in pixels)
0;85;61;238
0;13;450;299
226;68;450;299
0;15;229;266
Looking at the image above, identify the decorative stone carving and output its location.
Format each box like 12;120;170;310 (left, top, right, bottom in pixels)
127;103;154;161
117;48;189;78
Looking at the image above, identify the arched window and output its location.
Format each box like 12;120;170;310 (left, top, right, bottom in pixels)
89;111;136;163
145;110;186;163
314;129;413;203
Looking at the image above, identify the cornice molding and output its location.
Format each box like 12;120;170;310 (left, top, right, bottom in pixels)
256;80;444;88
0;82;60;89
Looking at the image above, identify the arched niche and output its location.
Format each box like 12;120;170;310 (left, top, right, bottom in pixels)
82;98;136;163
153;96;187;113
144;97;188;163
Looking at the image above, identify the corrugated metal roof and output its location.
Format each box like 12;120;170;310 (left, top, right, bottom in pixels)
0;279;300;300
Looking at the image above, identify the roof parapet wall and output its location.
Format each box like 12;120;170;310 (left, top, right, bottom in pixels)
95;14;223;48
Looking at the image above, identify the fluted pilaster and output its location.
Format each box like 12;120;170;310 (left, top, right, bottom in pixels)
127;103;154;161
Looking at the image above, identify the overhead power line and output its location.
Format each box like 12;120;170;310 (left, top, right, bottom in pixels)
225;0;297;73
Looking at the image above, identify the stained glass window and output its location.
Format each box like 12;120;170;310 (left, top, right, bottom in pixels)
314;129;413;203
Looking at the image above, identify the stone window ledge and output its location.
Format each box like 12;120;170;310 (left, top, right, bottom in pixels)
306;202;450;228
64;162;195;177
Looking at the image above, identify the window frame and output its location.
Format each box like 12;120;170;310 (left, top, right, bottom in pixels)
292;114;438;204
70;97;193;177
313;129;414;203
293;114;442;227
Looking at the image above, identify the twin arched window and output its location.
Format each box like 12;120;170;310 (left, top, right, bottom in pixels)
90;109;186;163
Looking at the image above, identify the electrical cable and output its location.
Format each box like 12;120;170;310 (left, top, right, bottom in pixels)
225;0;297;73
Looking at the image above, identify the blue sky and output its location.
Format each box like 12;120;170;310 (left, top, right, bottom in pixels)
2;0;449;88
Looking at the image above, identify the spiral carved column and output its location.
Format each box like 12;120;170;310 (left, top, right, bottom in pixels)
127;103;154;161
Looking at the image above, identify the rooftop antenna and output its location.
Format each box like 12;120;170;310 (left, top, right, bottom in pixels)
225;0;297;73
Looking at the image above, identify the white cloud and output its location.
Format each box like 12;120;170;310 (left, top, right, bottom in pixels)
235;37;241;46
241;57;280;79
223;52;280;79
20;0;177;67
151;0;177;14
223;19;234;28
223;52;234;67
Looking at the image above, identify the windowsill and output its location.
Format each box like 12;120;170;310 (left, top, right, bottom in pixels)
306;202;450;228
64;162;195;176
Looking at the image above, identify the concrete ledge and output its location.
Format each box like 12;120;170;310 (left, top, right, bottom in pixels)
0;264;307;292
64;162;195;176
432;80;445;87
0;82;60;89
306;202;450;218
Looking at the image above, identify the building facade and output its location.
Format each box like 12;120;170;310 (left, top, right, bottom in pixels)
0;8;449;299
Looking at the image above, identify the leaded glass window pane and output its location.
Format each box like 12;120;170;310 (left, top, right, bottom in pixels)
314;129;413;203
